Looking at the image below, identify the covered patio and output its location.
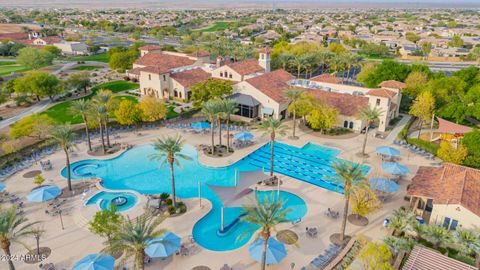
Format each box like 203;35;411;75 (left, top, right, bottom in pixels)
230;93;260;119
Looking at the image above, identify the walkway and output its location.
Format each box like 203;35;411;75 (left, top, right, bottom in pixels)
385;114;411;143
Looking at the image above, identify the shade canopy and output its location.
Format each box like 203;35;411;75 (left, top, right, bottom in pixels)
208;169;270;208
145;232;181;258
382;162;410;175
234;132;254;141
27;185;61;202
72;253;115;270
369;178;400;193
0;182;5;192
230;93;260;107
249;238;286;265
436;117;473;135
191;122;211;129
376;146;400;157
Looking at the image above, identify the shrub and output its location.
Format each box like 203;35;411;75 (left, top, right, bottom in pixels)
167;205;176;215
160;193;170;201
123;76;130;81
166;198;173;205
408;138;440;154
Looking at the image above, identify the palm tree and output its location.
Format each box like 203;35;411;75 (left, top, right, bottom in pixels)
221;99;238;152
90;103;107;154
201;100;219;154
453;229;480;268
0;207;40;270
257;117;288;177
216;101;224;147
50;124;76;191
30;227;45;256
108;214;167;270
70;99;93;151
358;106;384;157
149;135;191;208
383;236;414;257
421;225;451;250
239;194;291;270
330;160;367;244
388;208;416;237
278;52;293;71
93;90;117;148
291;55;307;78
284;88;303;139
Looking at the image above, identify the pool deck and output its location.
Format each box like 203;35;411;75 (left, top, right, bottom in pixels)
1;120;438;270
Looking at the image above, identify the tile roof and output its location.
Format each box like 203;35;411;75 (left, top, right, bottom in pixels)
36;36;62;44
139;45;162;51
403;246;477;270
187;50;210;57
227;59;264;76
367;88;397;98
134;52;195;70
245;69;294;103
379;80;406;89
170;68;211;88
0;32;29;41
305;89;369;116
310;74;341;84
139;66;170;75
408;163;480;217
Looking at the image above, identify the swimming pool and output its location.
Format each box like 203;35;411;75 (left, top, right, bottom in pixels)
63;142;369;251
86;191;138;212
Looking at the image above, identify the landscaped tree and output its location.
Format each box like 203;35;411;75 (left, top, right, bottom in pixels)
295;93;316;123
449;35;464;48
404;71;429;97
405;32;421;44
358;106;384;156
421;224;451;250
453;229;480;268
330;160;367;244
89;205;122;246
49;124;76;191
388;209;416;237
139;96;167;122
114;100;142;129
291;55;307;77
9;114;55;140
382;236;414;257
90;103;107;154
201;100;220;154
70;99;93;151
421;42;432;59
30;227;45;256
257;117;288;177
13;71;63;101
357;60;411;88
0;206;40;270
67;71;91;94
239;194;291;270
409;90;435;139
16;47;54;70
357;241;394;270
42;45;61;58
149;135;191;208
221;99;238;152
349;186;381;225
307;104;338;134
284;88;303;139
93;90;117;148
190;78;233;107
108;214;167;270
437;141;468;164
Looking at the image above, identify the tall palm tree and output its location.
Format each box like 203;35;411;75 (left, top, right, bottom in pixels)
421;225;451;250
358;106;384;157
70;99;93;151
0;207;40;270
201;100;219;154
90;103;107;154
93;90;117;148
149;135;191;208
284;88;303;139
330;160;367;244
50;124;76;191
239;194;291;270
278;52;293;71
257;117;288;177
453;229;480;268
108;214;167;270
216;101;224;147
388;208;416;237
222;99;238;152
382;236;414;257
291;55;307;78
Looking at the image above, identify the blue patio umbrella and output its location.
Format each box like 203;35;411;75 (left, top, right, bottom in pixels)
26;185;61;202
369;178;400;193
0;182;5;192
72;253;114;270
382;162;410;175
249;238;286;265
191;122;211;129
234;132;254;141
145;232;181;258
376;146;400;157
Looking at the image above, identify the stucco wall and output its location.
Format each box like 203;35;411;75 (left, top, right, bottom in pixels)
211;66;243;82
234;82;283;119
430;204;480;230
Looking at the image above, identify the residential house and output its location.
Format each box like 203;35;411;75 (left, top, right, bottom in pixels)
53;41;88;55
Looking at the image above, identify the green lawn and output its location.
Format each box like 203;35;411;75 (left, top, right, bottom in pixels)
0;61;16;66
0;65;30;76
197;22;234;33
69;53;109;63
41;80;139;124
71;65;101;71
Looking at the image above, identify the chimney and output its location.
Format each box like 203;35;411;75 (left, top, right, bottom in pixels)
216;56;225;68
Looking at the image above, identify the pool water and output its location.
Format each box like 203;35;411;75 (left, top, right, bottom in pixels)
86;191;138;212
63;142;369;251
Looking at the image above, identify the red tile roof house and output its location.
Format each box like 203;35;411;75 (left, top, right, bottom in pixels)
407;163;480;230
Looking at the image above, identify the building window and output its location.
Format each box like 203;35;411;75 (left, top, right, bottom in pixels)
376;98;381;106
174;90;178;97
220;72;223;77
343;121;348;128
163;75;166;81
349;122;354;129
229;74;232;79
179;92;182;98
148;74;151;80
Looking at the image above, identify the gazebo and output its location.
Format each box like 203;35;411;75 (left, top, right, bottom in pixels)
435;117;473;145
208;170;271;233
